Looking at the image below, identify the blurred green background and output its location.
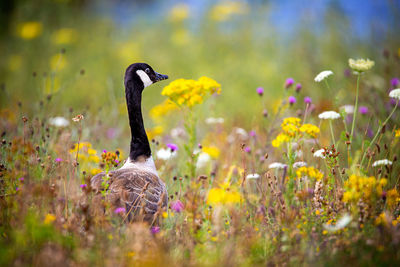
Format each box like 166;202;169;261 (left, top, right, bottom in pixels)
0;0;399;144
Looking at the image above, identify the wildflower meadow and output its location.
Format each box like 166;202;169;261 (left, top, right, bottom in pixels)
1;1;400;266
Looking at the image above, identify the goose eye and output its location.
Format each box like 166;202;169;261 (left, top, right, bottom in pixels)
145;68;150;74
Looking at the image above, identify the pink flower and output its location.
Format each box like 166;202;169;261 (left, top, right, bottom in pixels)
304;97;312;104
55;158;62;162
295;83;302;92
288;96;296;105
114;207;126;214
359;106;368;115
256;87;264;96
391;78;399;87
102;149;107;153
167;143;178;152
80;184;87;189
171;200;184;213
244;146;251;153
285;78;294;88
249;130;256;137
151;226;160;234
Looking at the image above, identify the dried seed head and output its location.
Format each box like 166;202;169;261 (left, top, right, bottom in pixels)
264;153;269;159
22;116;28;123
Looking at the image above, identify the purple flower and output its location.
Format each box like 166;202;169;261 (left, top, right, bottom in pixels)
344;69;351;78
198;143;202;149
80;184;87;189
171;200;184;213
244;146;251;153
295;83;302;92
263;109;268;117
285;78;294;88
115;159;120;164
114;207;126;214
19;177;24;182
16;187;19;191
391;78;399;88
249;130;256;137
167;143;178;152
304;96;312;104
102;149;107;153
256;87;264;96
151;226;160;234
359;106;368;115
55;158;62;162
288;96;296;105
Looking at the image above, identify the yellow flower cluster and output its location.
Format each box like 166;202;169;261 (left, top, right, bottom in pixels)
161;77;221;108
342;175;386;204
207;182;242;205
51;28;77;45
149;99;179;120
296;166;323;180
272;117;319;147
17;21;42;40
69;142;100;163
102;151;120;168
202;146;220;159
386;189;400;210
44;213;56;225
210;1;248;21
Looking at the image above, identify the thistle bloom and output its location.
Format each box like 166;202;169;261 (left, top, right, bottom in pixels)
114;207;126;214
295;83;302;92
268;162;287;169
171;200;184;213
391;78;399;87
348;58;375;73
285;78;294;88
167;143;178;152
249;130;256;137
318;111;341;120
80;184;87;189
304;96;312;104
372;159;393;167
359;106;368;114
389;88;400;100
256;87;264;96
55;158;62;162
288;96;296;105
314;70;333;82
151;226;160;234
244;146;251;153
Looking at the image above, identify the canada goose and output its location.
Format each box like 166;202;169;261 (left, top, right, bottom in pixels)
91;63;169;223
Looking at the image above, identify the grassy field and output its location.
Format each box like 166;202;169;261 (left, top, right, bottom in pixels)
1;1;400;266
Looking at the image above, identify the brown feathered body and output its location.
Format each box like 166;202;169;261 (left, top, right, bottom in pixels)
90;166;168;223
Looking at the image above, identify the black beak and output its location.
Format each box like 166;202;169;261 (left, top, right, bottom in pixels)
155;72;168;82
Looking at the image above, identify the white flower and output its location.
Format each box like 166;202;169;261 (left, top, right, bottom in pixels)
314;70;333;82
348;58;374;73
196;152;211;169
235;127;248;139
318;111;341;120
293;161;307;168
372;159;393;167
313;149;325;159
268;162;287;169
49;116;69;127
323;214;352;232
246;173;260;179
156;148;176;160
389;88;400;100
205;117;225;124
340;105;354;114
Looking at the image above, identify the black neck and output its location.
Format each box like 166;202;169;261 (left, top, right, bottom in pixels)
125;79;151;161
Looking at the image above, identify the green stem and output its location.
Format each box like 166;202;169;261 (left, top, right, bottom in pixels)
350;74;360;146
360;101;398;166
329;120;336;147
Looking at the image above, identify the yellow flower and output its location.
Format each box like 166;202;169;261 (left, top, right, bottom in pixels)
149;99;178;120
299;123;320;138
147;126;164;140
271;132;290;148
202;146;220;159
386;189;399;209
162;77;221;108
207;187;242;205
342;174;385;204
126;251;136;258
44;214;56;224
210;1;248;21
51;28;77;45
91;168;102;175
348;58;375;73
296;166;323;180
50;54;67;71
168;4;189;22
395;129;400;138
17;21;42;40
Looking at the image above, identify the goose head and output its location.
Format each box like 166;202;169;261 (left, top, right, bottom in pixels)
124;63;168;90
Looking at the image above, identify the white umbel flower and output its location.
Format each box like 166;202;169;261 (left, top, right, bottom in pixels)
372;159;393;167
314;70;333;82
318;111;341;120
156;148;176;160
205;117;225;124
246;173;260;179
196;152;211;169
293;161;307;168
324;214;352;232
268;162;287;169
313;149;325;159
49;116;69;127
340;105;354;114
389;88;400;100
348;58;374;73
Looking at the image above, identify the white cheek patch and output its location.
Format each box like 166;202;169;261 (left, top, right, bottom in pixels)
136;70;153;88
